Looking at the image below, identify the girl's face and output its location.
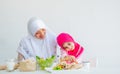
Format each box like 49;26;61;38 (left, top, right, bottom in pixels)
35;28;46;39
62;42;75;51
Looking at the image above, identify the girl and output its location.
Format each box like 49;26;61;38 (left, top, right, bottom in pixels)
17;17;58;61
57;33;84;62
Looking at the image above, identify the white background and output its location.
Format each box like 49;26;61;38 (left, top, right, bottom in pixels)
0;0;120;73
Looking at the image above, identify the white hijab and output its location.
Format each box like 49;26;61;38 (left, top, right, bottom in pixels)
17;17;57;59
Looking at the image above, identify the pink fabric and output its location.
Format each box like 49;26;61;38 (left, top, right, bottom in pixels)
57;33;84;58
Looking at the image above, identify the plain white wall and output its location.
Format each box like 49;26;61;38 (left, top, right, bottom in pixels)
0;0;120;72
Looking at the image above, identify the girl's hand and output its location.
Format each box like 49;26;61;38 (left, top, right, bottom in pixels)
60;55;78;64
65;55;78;64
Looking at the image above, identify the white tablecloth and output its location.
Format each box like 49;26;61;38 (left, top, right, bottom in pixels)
0;68;120;74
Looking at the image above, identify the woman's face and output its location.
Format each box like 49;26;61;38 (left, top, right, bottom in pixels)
62;42;75;51
35;28;46;39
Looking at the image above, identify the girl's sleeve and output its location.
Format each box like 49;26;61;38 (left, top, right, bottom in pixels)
60;49;67;58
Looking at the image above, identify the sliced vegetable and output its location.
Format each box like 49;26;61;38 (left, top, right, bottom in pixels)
53;65;62;70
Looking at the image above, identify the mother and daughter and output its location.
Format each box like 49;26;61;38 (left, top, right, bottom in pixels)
17;17;84;62
0;17;84;70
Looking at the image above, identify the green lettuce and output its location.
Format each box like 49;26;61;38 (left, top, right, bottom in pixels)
36;55;55;70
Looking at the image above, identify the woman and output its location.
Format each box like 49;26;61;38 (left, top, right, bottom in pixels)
17;17;58;61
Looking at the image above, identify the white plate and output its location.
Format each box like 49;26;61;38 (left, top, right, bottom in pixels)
45;67;90;74
45;64;85;73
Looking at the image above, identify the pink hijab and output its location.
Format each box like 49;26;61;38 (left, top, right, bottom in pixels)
57;33;84;58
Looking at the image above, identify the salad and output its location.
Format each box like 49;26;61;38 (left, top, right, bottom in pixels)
36;55;55;70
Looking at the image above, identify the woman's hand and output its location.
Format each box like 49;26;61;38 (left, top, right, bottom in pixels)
18;53;24;62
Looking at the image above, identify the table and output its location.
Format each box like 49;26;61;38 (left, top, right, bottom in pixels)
0;67;120;74
0;70;50;74
0;68;95;74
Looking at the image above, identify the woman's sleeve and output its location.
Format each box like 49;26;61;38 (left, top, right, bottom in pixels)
17;39;29;60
